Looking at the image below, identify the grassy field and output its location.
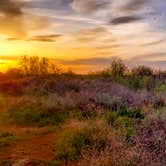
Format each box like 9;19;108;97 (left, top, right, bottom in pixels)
0;60;165;166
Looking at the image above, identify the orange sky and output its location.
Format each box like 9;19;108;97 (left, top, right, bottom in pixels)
0;0;166;73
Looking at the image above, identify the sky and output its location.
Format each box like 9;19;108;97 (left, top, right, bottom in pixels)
0;0;166;73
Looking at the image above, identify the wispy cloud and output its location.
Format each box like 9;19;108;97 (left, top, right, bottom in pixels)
111;16;143;25
28;34;62;42
71;0;110;14
0;0;166;71
74;27;108;43
121;0;150;11
7;34;62;42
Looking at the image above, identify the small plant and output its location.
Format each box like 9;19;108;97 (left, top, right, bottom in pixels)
117;108;144;119
0;132;17;147
155;81;166;92
8;105;71;127
54;126;92;162
54;120;111;163
94;93;126;110
133;108;166;165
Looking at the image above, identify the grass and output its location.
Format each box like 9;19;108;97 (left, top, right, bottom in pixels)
0;131;18;147
155;81;166;92
53;119;133;165
54;122;93;162
7;104;83;127
0;69;165;165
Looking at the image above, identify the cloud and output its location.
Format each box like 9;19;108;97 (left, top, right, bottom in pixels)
140;39;166;46
126;59;166;70
0;0;52;38
111;16;142;25
75;27;108;42
0;0;26;37
130;52;166;61
60;56;166;70
0;0;23;17
59;57;115;66
7;34;62;42
28;34;62;42
122;0;149;11
71;0;110;14
25;0;73;10
0;55;18;60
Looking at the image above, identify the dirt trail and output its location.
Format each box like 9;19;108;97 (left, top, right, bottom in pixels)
0;126;57;165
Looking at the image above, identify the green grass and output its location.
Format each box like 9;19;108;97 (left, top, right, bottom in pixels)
8;106;77;127
155;82;166;92
54;120;111;163
105;108;142;141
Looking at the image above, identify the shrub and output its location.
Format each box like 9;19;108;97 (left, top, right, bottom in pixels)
117;108;144;119
133;109;166;165
105;108;143;141
0;132;17;147
8;106;41;126
54;120;135;165
8;105;70;127
94;93;126;110
111;59;126;80
155;81;166;92
54;120;112;163
132;66;153;77
128;76;144;90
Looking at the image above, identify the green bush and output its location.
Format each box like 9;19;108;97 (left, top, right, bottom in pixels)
8;106;40;126
105;108;142;141
8;105;71;127
155;82;166;92
117;108;144;119
54;121;110;163
55;127;92;161
106;108;143;125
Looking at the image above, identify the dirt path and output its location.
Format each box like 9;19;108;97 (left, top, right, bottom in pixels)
0;126;57;165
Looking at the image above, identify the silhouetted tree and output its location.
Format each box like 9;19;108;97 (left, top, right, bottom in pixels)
19;56;60;76
39;57;49;75
111;59;126;79
19;55;29;75
132;66;153;77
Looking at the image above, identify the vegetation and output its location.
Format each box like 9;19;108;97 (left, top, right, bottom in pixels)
0;56;165;165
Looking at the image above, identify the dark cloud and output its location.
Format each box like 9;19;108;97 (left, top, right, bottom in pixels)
0;0;26;37
28;34;62;42
111;16;142;25
7;34;62;42
122;0;149;11
71;0;110;14
0;0;53;38
0;0;23;17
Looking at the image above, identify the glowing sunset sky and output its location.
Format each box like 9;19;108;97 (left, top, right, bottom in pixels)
0;0;166;73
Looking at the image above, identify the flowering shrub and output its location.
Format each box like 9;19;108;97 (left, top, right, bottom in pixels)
133;109;166;165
